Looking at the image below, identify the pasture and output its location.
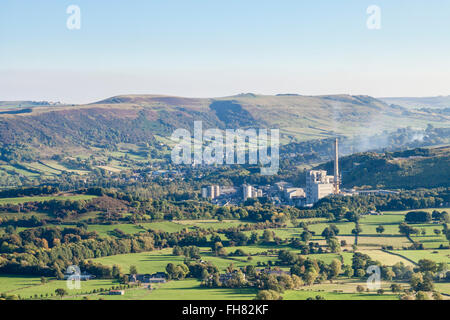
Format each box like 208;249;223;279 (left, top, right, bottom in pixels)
1;276;119;299
84;279;257;300
390;249;450;266
0;194;96;205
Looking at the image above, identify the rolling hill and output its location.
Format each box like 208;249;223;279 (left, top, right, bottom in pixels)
1;93;448;152
317;145;450;189
379;96;450;109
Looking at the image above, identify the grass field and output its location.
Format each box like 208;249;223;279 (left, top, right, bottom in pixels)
356;249;415;267
337;235;410;248
283;290;398;300
434;283;450;295
141;221;190;233
174;219;254;230
0;275;43;293
1;276;119;299
79;279;257;300
93;249;186;274
87;224;146;238
92;247;276;274
390;249;450;266
0;194;97;205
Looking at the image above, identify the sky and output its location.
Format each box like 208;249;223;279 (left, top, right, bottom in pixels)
1;0;450;104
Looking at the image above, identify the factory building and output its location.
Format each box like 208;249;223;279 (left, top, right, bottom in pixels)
242;184;262;201
284;188;306;200
306;139;341;204
201;185;220;200
306;170;335;204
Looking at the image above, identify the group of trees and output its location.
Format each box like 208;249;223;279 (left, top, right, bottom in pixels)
0;226;155;277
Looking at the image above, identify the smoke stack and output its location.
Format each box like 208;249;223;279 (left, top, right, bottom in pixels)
334;138;340;194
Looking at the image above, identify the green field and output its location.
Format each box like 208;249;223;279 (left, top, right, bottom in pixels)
1;207;449;300
0;275;43;293
93;249;186;274
142;221;190;233
390;249;450;266
174;219;255;230
356;249;415;266
79;279;257;300
87;224;146;238
0;194;97;205
283;290;398;300
0;275;119;299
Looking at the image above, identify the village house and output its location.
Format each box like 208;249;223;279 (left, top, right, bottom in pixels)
128;272;167;284
108;290;125;296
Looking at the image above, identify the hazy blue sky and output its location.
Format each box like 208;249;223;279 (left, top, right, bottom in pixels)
1;0;450;103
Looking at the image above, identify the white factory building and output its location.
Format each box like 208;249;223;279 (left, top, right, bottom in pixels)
242;184;262;201
305;138;341;205
201;185;220;200
306;170;335;204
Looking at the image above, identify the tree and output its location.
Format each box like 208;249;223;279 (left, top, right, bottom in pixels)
399;223;418;237
255;290;281;300
345;211;360;223
417;259;437;273
129;265;138;275
55;288;67;300
410;272;434;292
390;283;401;293
304;268;318;285
415;291;429;300
376;225;385;234
300;230;312;242
405;211;432;224
432;292;443;300
352;224;362;236
327;237;341;253
330;259;342;279
343;265;354;278
352;223;362;245
321;225;339;239
262;230;274;243
112;265;123;279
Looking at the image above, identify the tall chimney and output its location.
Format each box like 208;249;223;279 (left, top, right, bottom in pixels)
334;138;340;194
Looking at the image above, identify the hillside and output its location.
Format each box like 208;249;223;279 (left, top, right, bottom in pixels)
317;146;450;189
380;96;450;109
1;94;448;150
0;93;449;188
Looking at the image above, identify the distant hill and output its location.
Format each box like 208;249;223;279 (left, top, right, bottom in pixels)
0;101;61;109
1;93;448;154
317;146;450;189
379;96;450;109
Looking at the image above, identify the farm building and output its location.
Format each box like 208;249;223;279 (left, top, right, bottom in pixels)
109;290;125;295
129;272;167;284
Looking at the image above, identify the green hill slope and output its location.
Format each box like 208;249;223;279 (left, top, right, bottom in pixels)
317;146;450;189
1;94;447;152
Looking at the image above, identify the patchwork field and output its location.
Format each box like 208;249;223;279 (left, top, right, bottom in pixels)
78;279;258;301
1;207;449;301
356;249;414;267
390;249;450;266
0;194;97;205
0;276;118;299
174;219;255;230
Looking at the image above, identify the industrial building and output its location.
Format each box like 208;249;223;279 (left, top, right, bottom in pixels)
284;187;305;199
201;185;220;200
306;139;341;204
242;184;262;201
306;170;335;204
